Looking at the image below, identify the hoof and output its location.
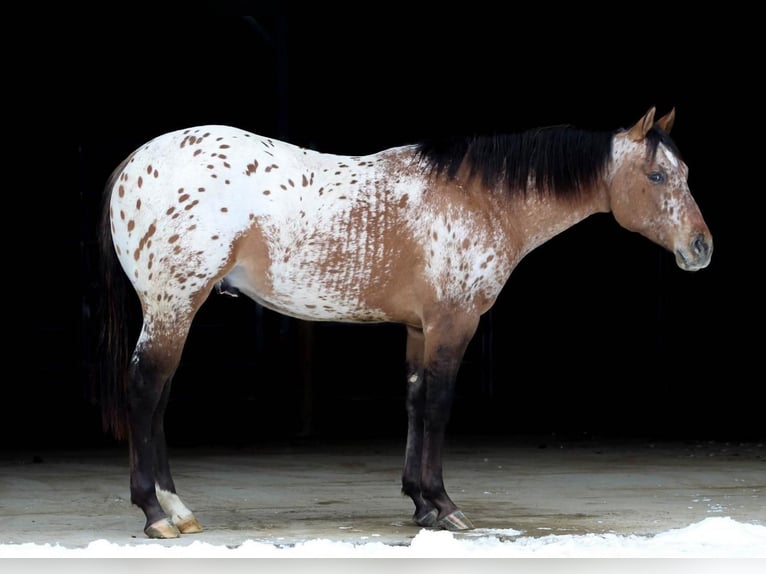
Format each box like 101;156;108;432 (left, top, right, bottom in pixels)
413;508;438;527
145;518;181;539
437;510;474;531
175;514;203;534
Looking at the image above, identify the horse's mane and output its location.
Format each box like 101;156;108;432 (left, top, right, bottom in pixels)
416;124;677;198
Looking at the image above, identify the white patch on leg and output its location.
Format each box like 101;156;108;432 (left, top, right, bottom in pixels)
156;485;194;524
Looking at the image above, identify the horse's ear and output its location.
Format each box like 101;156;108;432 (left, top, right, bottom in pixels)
655;108;675;133
627;107;656;141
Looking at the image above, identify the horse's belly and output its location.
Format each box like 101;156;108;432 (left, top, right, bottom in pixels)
222;264;392;323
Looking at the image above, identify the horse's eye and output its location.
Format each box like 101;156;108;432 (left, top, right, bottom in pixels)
648;171;665;184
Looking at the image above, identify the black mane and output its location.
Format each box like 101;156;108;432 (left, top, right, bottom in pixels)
416;125;671;198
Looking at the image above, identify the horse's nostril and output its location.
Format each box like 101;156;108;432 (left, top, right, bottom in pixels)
692;233;709;257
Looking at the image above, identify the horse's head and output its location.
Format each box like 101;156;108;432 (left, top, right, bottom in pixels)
608;107;712;271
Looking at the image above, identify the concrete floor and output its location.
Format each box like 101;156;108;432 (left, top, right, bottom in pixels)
0;437;763;550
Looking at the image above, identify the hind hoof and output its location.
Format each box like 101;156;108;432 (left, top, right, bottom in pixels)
175;514;203;534
437;510;474;531
145;518;181;539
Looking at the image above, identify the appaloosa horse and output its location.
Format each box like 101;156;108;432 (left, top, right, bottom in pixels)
99;107;712;538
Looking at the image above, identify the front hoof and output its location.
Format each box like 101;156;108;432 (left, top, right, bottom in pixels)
413;508;438;527
175;514;203;534
145;518;181;539
437;510;474;531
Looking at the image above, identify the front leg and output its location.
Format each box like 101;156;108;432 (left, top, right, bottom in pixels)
401;327;438;525
419;340;475;530
402;315;479;531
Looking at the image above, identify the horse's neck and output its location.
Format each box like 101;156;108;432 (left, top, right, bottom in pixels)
504;182;611;256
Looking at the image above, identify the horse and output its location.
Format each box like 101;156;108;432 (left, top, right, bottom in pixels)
98;106;712;538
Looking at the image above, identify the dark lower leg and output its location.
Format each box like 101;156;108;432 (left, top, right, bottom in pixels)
152;378;175;494
150;378;202;533
400;328;437;524
402;370;437;524
417;328;477;530
418;382;473;530
420;381;459;518
127;355;175;535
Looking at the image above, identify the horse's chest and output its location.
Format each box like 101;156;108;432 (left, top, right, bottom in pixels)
418;207;510;306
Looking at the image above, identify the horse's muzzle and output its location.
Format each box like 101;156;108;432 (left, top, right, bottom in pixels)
675;232;713;271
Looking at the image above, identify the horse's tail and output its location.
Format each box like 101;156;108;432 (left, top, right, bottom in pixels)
96;157;134;442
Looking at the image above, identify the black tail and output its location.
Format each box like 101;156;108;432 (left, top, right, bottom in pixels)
96;157;134;441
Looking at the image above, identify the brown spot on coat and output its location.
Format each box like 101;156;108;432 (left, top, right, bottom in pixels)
137;223;156;255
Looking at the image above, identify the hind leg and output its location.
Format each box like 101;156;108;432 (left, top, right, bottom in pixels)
152;377;203;535
127;319;196;538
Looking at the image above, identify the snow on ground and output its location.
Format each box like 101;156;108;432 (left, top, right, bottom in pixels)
1;516;763;558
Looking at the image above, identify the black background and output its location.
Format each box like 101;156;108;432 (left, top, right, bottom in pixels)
14;7;762;452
